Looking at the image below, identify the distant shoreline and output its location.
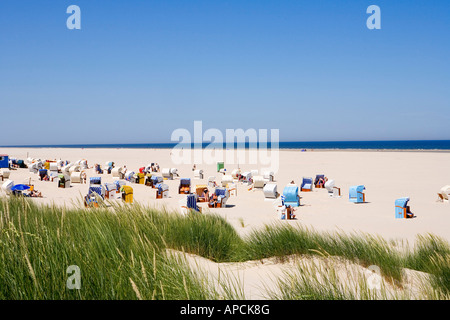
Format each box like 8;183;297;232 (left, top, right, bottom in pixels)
2;146;450;153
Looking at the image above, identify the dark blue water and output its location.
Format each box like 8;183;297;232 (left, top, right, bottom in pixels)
2;140;450;150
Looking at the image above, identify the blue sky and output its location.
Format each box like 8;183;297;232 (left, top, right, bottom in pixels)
0;0;449;145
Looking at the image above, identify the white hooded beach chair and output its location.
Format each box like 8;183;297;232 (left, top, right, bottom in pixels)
207;176;217;188
1;179;14;195
80;160;88;169
70;171;83;184
49;162;59;173
251;169;259;177
231;169;241;179
437;185;450;203
325;179;341;198
241;172;252;184
194;169;204;179
0;168;10;181
111;167;123;178
253;175;266;188
162;168;173;180
263;171;275;182
263;183;278;199
29;162;39;174
69;165;81;174
170;168;179;178
221;175;233;187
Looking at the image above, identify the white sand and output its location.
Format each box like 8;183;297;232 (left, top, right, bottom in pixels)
2;147;449;298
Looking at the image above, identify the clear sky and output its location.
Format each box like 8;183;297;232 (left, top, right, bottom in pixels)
0;0;449;145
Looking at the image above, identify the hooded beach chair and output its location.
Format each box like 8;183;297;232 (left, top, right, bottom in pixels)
263;171;275;182
1;180;14;195
301;177;313;192
437;185;450;203
253;175;266;188
49;162;59;173
283;184;300;207
57;174;71;188
180;193;202;214
104;162;114;174
137;172;145;184
144;174;153;187
395;197;414;219
155;183;169;199
95;164;103;174
151;175;163;188
194;169;204;179
314;174;327;188
29;162;39;174
125;171;134;182
170;168;179;178
209;187;229;208
195;185;209;202
217;162;224;172
239;172;252;185
69;165;81;174
111;167;123;179
207;176;217;188
263;183;278;199
90;177;102;185
324;179;341;197
39;169;49;181
104;182;117;199
120;185;133;203
0;169;10;181
162;168;173;180
221;175;233;187
178;178;191;194
70;171;83;184
115;180;126;193
80;160;88;169
84;194;100;208
231;169;241;179
89;185;105;199
349;185;366;203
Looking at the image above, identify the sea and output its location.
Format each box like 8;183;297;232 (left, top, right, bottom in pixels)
2;140;450;150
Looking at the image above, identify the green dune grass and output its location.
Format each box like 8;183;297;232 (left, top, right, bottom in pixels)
0;197;449;299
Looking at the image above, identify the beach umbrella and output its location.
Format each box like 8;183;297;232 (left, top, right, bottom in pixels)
11;184;30;191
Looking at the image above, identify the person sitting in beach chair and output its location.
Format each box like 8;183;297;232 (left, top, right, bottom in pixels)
285;205;296;220
39;169;49;181
209;193;219;208
314;175;327;188
95;164;102;174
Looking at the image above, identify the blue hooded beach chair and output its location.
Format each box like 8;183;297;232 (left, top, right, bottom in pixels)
90;177;101;185
395;197;413;219
186;193;201;212
88;186;104;199
349;185;365;203
283;185;300;207
301;177;313;192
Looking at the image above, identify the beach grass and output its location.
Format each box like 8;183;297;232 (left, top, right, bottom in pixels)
1;196;449;299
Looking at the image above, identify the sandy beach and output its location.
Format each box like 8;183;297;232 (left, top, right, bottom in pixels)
2;147;449;299
2;147;449;243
